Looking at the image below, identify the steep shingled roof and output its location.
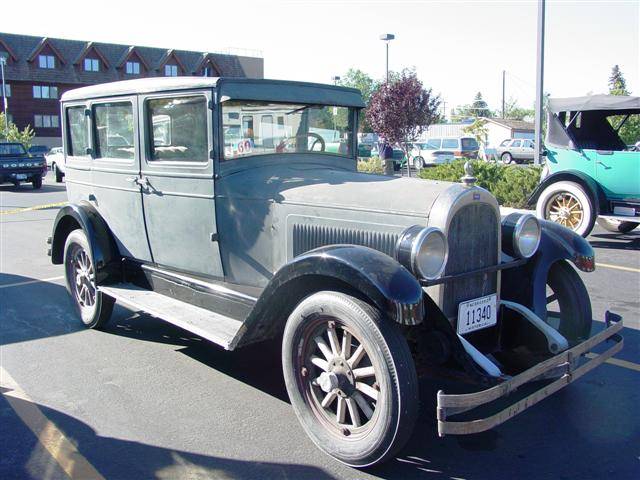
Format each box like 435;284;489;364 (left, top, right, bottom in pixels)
0;32;261;84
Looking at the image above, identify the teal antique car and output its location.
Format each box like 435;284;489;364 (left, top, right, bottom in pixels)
530;95;639;236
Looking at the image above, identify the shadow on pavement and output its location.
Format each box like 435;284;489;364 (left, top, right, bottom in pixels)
0;182;67;194
3;272;639;479
0;391;335;480
589;230;640;251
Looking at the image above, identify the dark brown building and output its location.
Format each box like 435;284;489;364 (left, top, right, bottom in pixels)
0;33;264;147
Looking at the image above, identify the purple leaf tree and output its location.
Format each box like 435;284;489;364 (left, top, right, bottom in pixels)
366;71;440;176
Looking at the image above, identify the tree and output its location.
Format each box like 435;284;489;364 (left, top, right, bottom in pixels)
607;65;639;145
609;65;629;95
0;113;36;149
452;92;493;121
366;71;440;176
337;69;381;132
503;97;534;121
462;118;489;159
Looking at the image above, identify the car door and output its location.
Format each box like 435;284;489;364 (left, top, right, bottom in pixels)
139;90;224;278
80;97;152;261
596;150;640;198
522;139;535;161
510;139;523;159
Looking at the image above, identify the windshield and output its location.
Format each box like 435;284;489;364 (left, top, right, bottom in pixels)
0;143;27;156
222;101;355;160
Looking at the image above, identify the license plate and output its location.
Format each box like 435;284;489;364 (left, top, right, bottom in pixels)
457;294;497;335
15;174;27;180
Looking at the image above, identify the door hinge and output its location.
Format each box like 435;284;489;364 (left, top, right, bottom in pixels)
210;233;219;242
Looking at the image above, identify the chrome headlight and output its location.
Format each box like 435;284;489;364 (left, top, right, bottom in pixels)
396;225;448;280
502;213;541;259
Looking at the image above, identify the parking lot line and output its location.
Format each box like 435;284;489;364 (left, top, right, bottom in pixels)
0;201;67;216
585;353;640;372
0;367;105;480
596;262;640;273
0;276;65;289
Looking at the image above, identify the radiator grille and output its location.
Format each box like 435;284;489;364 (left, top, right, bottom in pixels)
442;203;499;319
292;224;398;257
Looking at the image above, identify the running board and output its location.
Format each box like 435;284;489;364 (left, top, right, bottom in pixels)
99;283;246;350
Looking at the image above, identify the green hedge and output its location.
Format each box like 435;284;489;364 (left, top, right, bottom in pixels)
357;156;384;174
418;161;542;208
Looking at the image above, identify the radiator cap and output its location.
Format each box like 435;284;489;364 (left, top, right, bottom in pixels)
460;161;477;186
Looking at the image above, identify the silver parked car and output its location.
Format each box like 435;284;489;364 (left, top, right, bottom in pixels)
48;77;622;467
496;138;536;164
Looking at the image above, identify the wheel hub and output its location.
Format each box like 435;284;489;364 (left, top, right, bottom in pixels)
322;357;356;397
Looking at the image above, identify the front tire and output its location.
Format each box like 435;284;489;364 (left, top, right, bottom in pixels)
596;217;639;234
282;291;418;467
413;156;424;170
545;260;592;344
32;175;42;189
54;164;63;183
536;181;596;237
64;229;114;329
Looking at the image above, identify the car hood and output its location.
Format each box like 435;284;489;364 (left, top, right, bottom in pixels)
217;163;454;219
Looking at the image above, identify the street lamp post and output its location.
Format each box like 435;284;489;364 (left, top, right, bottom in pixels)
379;34;395;83
0;57;8;138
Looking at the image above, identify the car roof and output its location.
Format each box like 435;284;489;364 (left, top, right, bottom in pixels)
61;77;366;108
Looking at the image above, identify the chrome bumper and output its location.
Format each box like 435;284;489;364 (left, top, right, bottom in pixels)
437;312;623;436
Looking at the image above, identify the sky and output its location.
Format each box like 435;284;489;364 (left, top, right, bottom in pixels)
3;0;638;118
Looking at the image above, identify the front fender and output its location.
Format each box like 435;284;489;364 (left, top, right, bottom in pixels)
502;220;594;319
527;170;607;213
51;202;120;283
236;245;424;347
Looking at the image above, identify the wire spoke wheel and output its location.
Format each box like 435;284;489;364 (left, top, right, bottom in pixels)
546;192;584;230
301;319;380;433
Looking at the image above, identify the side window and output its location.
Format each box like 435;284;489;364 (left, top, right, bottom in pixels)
523;140;534;148
427;138;441;149
93;102;135;160
66;106;89;156
442;138;458;149
147;96;208;162
512;140;522;148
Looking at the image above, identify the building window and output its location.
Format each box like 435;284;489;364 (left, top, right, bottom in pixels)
34;114;60;128
164;64;178;77
38;55;55;69
1;84;10;98
33;85;59;99
126;61;140;75
203;67;211;77
84;58;99;72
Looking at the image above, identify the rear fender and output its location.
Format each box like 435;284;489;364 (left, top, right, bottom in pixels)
50;202;120;283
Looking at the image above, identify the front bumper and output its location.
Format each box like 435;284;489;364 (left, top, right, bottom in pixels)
436;311;623;436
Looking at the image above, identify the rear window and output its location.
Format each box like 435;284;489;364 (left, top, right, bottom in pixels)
442;138;458;149
461;138;479;150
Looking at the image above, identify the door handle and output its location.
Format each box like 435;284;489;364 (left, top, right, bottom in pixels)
126;176;150;188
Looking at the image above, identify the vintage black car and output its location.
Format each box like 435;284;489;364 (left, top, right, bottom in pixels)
0;142;47;188
48;77;623;467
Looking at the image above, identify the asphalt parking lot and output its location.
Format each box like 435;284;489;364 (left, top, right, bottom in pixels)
1;175;639;480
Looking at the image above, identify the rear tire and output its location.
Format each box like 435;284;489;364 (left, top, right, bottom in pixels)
413;156;424;170
596;217;639;234
282;291;418;467
501;152;513;164
64;229;114;329
536;181;596;237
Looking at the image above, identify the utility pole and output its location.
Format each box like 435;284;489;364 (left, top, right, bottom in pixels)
502;70;506;118
534;0;546;165
441;100;447;122
0;57;8;138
